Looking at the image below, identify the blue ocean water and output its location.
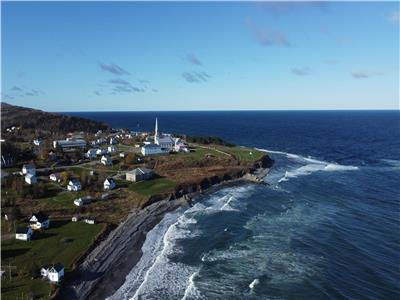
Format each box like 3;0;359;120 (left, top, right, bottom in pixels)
68;111;400;299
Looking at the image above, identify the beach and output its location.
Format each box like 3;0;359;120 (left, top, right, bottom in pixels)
60;171;268;299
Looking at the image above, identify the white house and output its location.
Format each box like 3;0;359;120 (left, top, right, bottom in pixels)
53;139;86;150
71;215;79;222
109;137;118;145
67;179;81;191
141;144;163;156
22;164;36;175
25;173;37;185
41;263;64;283
33;139;42;146
119;152;127;158
104;178;116;190
16;227;33;241
126;168;154;182
107;146;117;154
96;148;107;156
84;217;95;225
101;155;112;166
29;212;50;230
74;197;91;206
174;138;189;152
49;173;61;182
86;149;97;159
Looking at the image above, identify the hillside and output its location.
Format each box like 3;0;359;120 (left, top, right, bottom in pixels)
1;102;109;134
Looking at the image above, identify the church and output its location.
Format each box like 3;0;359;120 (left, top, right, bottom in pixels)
153;118;174;151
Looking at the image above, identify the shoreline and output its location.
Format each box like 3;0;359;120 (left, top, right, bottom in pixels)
59;167;271;300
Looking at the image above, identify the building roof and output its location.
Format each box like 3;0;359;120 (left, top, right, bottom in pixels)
23;163;35;169
127;167;154;176
25;173;36;179
69;179;81;185
143;143;161;149
104;177;115;184
31;212;49;223
49;263;64;273
16;227;31;234
157;136;174;144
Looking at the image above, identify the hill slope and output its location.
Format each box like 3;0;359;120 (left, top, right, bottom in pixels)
1;102;109;134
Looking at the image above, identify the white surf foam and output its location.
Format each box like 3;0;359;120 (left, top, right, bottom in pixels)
249;278;260;290
257;148;359;183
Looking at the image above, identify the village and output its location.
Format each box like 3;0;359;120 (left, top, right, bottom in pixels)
1;114;267;299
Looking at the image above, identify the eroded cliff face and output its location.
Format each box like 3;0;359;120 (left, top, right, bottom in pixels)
144;154;274;208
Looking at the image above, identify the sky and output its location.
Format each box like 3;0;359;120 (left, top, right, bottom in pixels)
1;1;399;111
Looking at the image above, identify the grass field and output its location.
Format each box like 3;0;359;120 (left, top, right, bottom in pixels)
174;146;226;161
128;177;177;197
215;146;265;161
37;191;87;210
1;220;105;299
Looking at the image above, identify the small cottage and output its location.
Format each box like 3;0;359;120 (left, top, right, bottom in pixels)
22;164;36;175
29;212;50;230
71;215;79;222
107;146;116;154
104;178;116;190
25;173;37;185
49;173;61;182
84;217;95;225
67;179;81;192
86;149;97;159
101;155;112;166
15;227;33;241
42;263;64;283
74;196;92;207
126;168;154;182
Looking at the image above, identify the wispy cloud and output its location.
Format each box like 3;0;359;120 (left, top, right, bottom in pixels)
291;67;311;76
182;71;211;83
93;90;101;96
11;86;23;92
108;78;144;93
247;19;290;47
388;10;400;24
99;63;130;75
351;70;382;79
186;54;203;66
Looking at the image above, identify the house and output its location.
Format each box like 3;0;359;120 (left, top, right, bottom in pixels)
126;168;154;182
141;144;163;156
67;179;81;191
109;137;118;145
33;139;42;146
1;154;14;167
174;138;189;152
49;173;61;182
119;152;127;158
74;197;91;206
22;164;36;175
15;227;33;241
86;149;98;159
48;151;57;161
89;170;95;176
25;173;37;185
104;178;116;190
107;146;116;154
29;212;50;230
101;155;112;166
42;263;64;283
53;139;87;150
71;215;79;222
101;193;111;200
84;217;95;225
96;148;107;156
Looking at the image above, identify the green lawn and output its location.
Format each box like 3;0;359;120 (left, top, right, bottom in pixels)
175;146;225;161
38;191;87;210
1;221;105;299
215;146;265;161
128;177;177;197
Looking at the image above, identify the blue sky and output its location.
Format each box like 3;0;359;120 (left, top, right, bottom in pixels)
2;1;399;111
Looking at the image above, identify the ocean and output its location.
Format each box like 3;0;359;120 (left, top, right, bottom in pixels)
67;110;400;300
